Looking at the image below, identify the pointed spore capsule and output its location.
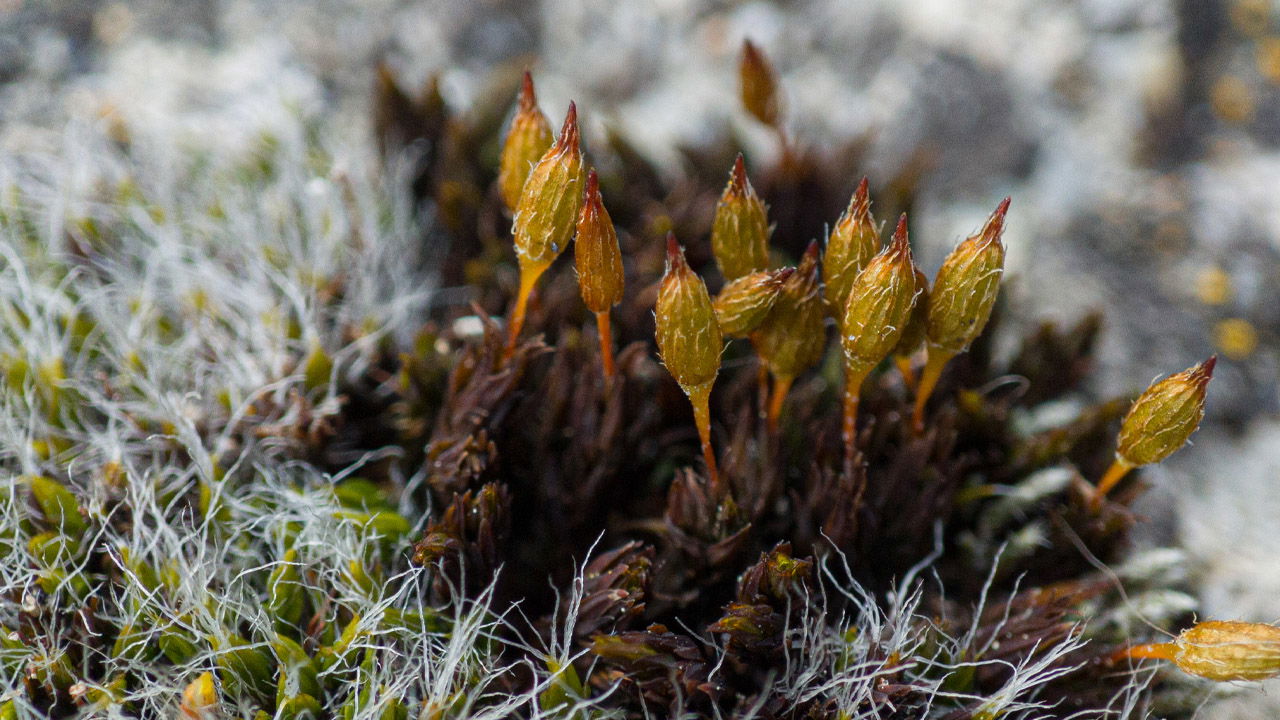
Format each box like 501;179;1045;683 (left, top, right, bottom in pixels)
656;234;724;487
824;177;880;320
840;215;919;457
506;102;586;354
740;39;781;128
498;72;554;213
1093;356;1215;507
1120;620;1280;682
710;155;770;282
913;197;1010;433
575;171;624;313
713;267;793;338
841;215;918;377
575;170;624;377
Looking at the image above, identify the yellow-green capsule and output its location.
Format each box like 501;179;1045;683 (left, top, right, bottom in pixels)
710;155;770;281
752;242;825;383
1093;356;1215;507
912;198;1010;434
656;235;722;391
841;215;919;377
656;234;723;486
1122;620;1280;682
1117;356;1215;467
512;102;585;273
574;170;624;313
824;177;880;320
498;72;554;213
713;267;793;338
925;198;1010;356
740;39;781;128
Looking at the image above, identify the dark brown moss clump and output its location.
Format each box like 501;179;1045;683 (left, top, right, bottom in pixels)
365;48;1203;720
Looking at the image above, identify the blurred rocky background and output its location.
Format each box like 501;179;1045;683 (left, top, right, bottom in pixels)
3;0;1279;714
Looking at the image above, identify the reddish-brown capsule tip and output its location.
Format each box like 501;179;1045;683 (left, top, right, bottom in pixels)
730;154;749;196
555;101;579;152
1196;355;1218;381
996;196;1012;217
979;197;1011;246
518;71;538;113
854;176;869;203
665;232;683;271
584;168;600;203
802;239;820;263
889;214;909;254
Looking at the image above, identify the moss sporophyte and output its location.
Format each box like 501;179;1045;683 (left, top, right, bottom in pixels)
913;197;1010;434
507;101;585;356
498;72;554;214
1091;356;1215;509
840;215;919;461
575;170;624;379
656;234;723;490
711;155;771;282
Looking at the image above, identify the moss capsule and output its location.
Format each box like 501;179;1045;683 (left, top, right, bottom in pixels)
710;155;770;281
498;72;554;213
